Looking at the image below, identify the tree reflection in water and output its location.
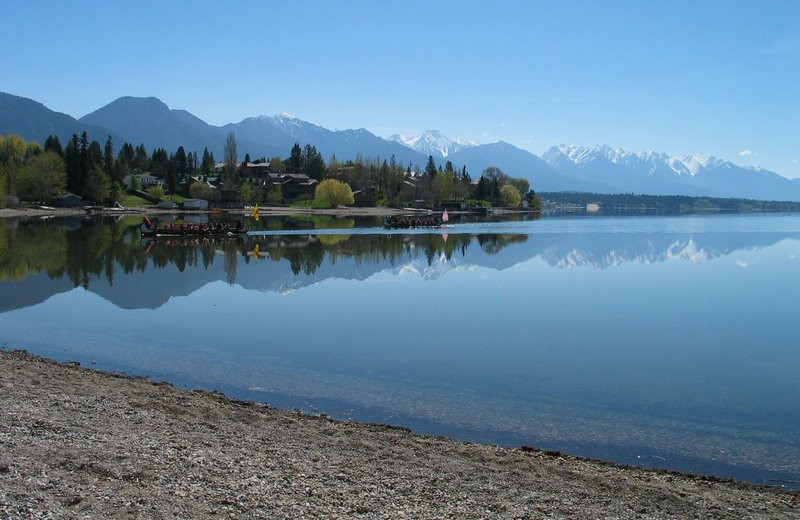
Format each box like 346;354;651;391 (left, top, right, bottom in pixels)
0;216;528;287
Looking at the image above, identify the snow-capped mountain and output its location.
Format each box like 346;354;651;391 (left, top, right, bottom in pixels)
4;91;800;201
388;129;476;158
541;145;800;200
223;113;426;165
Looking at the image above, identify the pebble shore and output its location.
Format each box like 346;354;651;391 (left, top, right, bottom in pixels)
1;351;797;519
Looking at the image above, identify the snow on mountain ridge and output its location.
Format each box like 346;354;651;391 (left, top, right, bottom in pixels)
548;144;741;178
388;129;477;158
554;144;671;166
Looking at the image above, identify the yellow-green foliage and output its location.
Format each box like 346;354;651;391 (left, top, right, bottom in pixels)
16;152;66;203
318;234;351;246
1;134;43;197
499;184;522;208
313;179;354;208
431;171;468;203
0;221;69;281
189;181;215;201
146;185;165;200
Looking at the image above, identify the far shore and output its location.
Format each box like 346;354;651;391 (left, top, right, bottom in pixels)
0;350;797;518
0;205;528;220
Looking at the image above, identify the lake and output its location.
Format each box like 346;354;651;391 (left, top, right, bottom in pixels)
1;212;798;487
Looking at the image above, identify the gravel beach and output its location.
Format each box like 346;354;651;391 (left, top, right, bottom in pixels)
0;351;797;519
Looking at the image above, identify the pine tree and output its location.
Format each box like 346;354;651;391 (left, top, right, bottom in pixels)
121;142;135;165
44;135;63;157
201;147;214;175
65;134;80;194
302;144;325;180
424;155;437;178
103;135;115;177
173;146;188;182
288;143;302;172
134;144;148;171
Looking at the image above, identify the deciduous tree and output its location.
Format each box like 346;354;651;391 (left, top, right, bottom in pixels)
314;179;354;208
499;184;521;207
240;182;255;204
223;132;238;188
85;165;111;204
16;152;66;203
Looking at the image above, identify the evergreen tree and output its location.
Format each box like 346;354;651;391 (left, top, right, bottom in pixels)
120;142;135;165
302;144;325;180
476;175;487;201
87;140;103;169
244;152;251;164
44;135;63;157
103;135;114;177
65;134;81;194
186;151;196;176
165;162;178;196
173;146;188;181
78;132;89;190
445;160;454;173
424;155;437;178
134;144;148;171
288;143;302;172
201;147;214;175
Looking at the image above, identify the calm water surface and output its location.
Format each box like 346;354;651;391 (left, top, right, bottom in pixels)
1;213;798;487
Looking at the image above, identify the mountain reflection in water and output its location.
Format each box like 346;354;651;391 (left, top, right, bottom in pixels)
2;215;799;311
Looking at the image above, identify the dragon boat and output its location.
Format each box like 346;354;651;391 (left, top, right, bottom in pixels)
140;216;248;237
383;215;444;229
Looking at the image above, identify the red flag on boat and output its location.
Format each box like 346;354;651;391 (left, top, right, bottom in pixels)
442;209;449;223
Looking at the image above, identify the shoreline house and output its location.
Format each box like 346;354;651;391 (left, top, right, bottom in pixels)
264;173;318;200
123;173;163;189
183;199;209;210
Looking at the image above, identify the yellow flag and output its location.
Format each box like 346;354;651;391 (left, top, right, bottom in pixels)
253;204;260;222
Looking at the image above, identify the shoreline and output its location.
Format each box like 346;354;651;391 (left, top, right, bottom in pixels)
1;350;796;518
0;205;526;220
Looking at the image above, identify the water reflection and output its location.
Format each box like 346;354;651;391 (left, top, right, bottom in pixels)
2;216;799;312
1;215;799;486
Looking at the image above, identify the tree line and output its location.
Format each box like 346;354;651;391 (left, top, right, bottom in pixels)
1;130;539;209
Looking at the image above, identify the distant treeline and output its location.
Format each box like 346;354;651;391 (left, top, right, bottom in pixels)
539;192;800;214
1;131;538;209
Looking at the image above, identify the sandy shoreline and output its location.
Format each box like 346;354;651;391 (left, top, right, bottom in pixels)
0;351;796;519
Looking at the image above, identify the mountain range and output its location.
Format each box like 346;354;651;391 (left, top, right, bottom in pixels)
2;91;799;201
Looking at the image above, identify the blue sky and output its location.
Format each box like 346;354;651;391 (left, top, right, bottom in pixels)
2;1;798;177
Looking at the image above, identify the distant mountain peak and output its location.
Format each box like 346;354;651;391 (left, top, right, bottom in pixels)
105;96;170;111
387;129;476;158
667;152;729;176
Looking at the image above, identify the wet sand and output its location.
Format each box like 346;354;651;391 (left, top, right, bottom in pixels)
1;350;796;519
